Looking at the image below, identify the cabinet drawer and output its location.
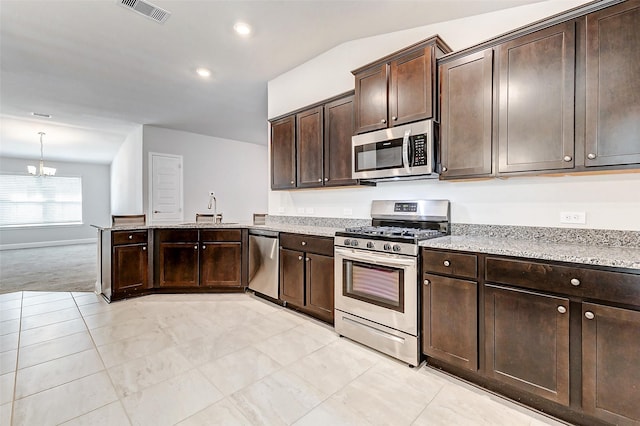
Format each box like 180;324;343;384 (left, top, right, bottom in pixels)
485;257;640;305
113;230;148;245
200;229;242;242
422;249;477;279
280;233;334;256
156;229;198;243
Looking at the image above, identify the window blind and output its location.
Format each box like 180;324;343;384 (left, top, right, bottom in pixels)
0;174;83;227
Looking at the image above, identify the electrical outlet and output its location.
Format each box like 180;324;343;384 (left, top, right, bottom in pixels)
278;207;285;213
343;208;353;216
560;211;586;224
297;207;304;214
209;191;215;197
305;207;315;214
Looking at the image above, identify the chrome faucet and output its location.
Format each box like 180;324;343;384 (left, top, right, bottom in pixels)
207;193;221;223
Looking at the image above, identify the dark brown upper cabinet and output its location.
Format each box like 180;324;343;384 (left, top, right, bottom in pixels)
496;21;576;174
584;1;640;167
296;106;324;188
353;36;452;135
324;95;357;187
270;115;296;190
439;49;494;179
270;92;359;191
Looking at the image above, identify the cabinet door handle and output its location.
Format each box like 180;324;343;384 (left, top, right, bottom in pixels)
290;180;294;185
324;178;328;181
570;278;580;286
585;311;595;320
381;119;386;124
424;279;430;285
128;235;133;240
442;166;447;172
392;116;397;121
317;178;322;182
563;155;572;162
298;255;303;261
202;245;206;250
142;246;146;251
587;153;596;160
557;306;567;314
194;245;198;250
301;241;307;246
305;257;310;262
443;260;451;267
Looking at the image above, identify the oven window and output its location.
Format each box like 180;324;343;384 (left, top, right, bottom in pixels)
343;260;404;313
354;139;404;172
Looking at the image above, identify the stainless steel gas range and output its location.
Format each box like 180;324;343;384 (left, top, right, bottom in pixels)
334;199;450;366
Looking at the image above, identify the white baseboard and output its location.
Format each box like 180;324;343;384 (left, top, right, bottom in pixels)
0;238;97;251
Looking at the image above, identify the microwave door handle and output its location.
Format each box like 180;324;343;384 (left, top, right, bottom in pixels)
402;130;411;173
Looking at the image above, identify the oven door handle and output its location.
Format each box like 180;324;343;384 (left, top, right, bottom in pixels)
402;129;411;173
335;247;416;268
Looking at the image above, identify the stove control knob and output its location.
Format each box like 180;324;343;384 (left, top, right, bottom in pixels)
383;243;392;251
343;239;351;246
351;240;359;247
392;244;401;252
366;242;374;249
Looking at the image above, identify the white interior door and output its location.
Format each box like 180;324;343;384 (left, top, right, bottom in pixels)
150;153;183;224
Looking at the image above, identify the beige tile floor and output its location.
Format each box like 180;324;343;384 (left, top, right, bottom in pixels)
0;291;568;426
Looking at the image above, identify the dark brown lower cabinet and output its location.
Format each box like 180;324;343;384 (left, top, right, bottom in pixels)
304;253;334;323
422;273;477;371
280;248;305;306
200;242;242;287
113;244;148;293
279;233;334;323
582;302;640;425
484;284;570;406
158;242;199;287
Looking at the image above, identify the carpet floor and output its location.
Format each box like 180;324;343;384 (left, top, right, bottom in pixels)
0;244;96;294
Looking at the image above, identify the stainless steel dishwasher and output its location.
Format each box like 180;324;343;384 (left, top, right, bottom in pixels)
248;229;279;299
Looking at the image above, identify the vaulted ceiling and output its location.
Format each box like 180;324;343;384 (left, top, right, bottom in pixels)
1;0;547;164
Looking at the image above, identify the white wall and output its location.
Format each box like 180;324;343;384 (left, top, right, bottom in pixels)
110;125;143;215
142;126;268;223
0;156;111;248
267;0;640;231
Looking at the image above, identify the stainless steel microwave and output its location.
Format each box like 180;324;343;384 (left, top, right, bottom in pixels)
352;120;436;180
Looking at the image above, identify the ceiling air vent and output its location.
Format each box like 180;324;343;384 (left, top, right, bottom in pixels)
118;0;171;24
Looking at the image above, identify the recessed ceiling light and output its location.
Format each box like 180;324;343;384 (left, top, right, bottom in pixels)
196;68;211;78
31;112;52;118
233;22;251;36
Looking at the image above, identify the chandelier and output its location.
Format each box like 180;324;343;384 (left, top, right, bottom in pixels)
27;132;56;176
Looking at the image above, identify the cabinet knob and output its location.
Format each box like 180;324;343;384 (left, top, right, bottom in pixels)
202;245;206;250
392;116;397;121
443;260;451;267
317;178;322;182
570;278;580;286
424;279;430;285
301;241;307;246
442;166;447;172
557;306;567;314
290;180;294;185
298;255;303;261
324;177;328;182
587;153;596;160
381;119;386;124
142;246;146;251
128;235;133;240
194;245;198;250
305;257;310;262
563;155;572;162
585;311;595;320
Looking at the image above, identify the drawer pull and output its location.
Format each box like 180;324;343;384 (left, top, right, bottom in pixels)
128;235;133;240
301;241;307;246
570;278;581;286
142;246;146;251
298;255;303;261
557;306;567;314
202;245;206;250
424;279;430;286
305;257;310;262
443;260;451;267
585;311;595;320
194;245;198;250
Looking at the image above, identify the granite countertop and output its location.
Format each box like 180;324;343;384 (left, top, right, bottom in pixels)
420;235;640;271
93;223;340;238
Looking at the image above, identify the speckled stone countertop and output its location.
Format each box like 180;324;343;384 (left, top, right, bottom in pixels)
420;235;640;271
